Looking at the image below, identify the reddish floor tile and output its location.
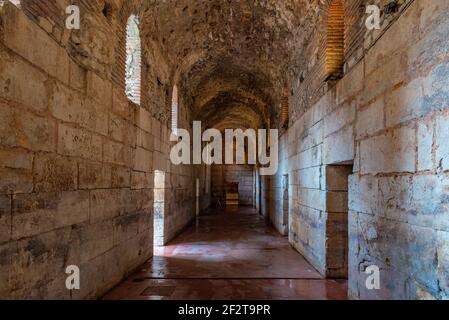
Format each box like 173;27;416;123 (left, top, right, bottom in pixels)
103;207;348;300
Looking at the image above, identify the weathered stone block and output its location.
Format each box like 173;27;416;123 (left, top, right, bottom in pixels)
129;189;153;213
0;241;16;297
134;147;152;172
112;86;132;120
109;114;133;145
135;107;152;133
103;140;131;166
379;174;449;231
336;61;364;104
297;145;322;170
111;165;131;188
409;15;449;80
323;102;355;138
86;71;112;107
348;174;379;215
0;195;11;243
323;125;354;165
417;118;434;171
0;148;33;170
347;210;360;297
12;191;89;239
437;230;449;298
360;125;416;174
70;253;106;299
298;166;321;190
421;62;449;115
0;102;56;152
385;77;425;127
365;4;418;76
100;247;126;294
364;51;407;103
33;153;77;192
58;124;102;161
2;4;69;83
298;120;323;152
298;188;326;212
7;228;72;298
138;209;153;234
436;112;449;171
356;213;441;297
0;48;50;114
79;161;111;190
356;98;384;139
89;189;121;223
49;79;81;115
152;118;161;138
69;60;86;92
68;220;114;265
131;171;153;190
137;128;154;151
113;213;140;246
153;151;166;171
50;82;108;136
295;205;326;274
0;168;33;194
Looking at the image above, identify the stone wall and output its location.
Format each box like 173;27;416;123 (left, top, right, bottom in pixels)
269;0;449;299
348;0;449;299
0;3;208;299
211;165;254;206
267;133;289;235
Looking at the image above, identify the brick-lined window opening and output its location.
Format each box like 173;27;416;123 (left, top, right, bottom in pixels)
171;85;178;135
0;0;20;7
280;100;289;128
325;0;345;80
125;15;141;105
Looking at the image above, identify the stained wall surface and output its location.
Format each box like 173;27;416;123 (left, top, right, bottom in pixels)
0;2;210;298
267;0;449;299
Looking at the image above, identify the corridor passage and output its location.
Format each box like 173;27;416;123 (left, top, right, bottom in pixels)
104;207;347;300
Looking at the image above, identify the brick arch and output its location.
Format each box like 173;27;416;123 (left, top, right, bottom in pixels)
325;0;345;79
125;14;142;105
111;1;145;106
322;0;365;79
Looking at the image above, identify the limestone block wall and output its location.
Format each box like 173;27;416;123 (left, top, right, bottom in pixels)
255;170;261;212
272;86;354;276
260;175;270;219
0;3;206;299
347;0;449;299
268;133;289;235
270;0;449;299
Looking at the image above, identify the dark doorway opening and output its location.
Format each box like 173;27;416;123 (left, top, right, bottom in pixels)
325;163;353;278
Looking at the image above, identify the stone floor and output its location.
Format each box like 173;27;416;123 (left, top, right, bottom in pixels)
103;207;348;300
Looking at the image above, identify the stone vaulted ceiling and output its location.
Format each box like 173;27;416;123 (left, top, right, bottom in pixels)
130;0;315;130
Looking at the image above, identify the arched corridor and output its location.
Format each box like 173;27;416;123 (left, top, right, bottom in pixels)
0;0;448;301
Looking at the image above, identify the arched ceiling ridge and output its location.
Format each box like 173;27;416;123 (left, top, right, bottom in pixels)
115;0;316;129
